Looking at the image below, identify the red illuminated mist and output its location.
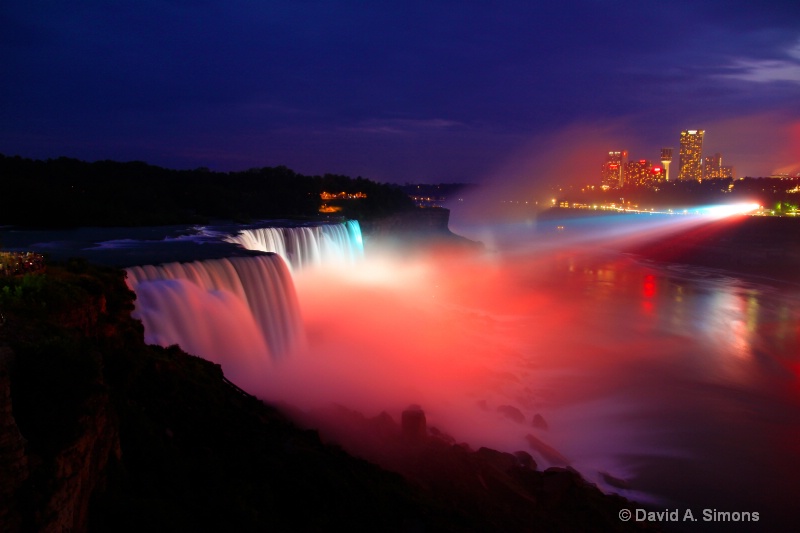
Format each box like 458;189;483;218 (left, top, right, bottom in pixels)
125;209;800;519
251;237;693;500
261;247;594;455
451;124;637;224
245;201;800;505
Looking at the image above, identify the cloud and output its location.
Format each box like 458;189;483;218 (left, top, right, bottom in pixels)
718;39;800;84
722;59;800;84
344;118;466;135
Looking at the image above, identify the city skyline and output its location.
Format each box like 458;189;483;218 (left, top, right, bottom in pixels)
600;128;743;189
2;1;799;185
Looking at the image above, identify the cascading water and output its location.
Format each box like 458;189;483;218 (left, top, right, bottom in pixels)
123;221;365;390
115;215;799;530
224;220;364;270
125;254;302;390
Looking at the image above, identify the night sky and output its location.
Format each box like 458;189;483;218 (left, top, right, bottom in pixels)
2;1;799;184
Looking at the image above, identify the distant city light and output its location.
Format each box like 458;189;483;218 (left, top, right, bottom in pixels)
552;201;762;218
699;202;760;218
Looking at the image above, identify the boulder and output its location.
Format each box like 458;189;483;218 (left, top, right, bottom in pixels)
496;404;526;424
531;413;549;430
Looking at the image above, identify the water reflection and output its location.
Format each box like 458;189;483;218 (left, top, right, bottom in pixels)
542;255;799;530
268;242;800;533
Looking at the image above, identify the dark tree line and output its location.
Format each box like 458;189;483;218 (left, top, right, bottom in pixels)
0;155;415;227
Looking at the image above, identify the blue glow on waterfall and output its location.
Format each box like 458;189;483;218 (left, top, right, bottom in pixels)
225;220;364;270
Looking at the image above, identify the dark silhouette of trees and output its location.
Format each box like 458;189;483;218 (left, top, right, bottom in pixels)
0;155;414;227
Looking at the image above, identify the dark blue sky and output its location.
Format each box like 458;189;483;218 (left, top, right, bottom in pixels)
2;0;799;184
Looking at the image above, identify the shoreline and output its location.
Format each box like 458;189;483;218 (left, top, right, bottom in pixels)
623;217;800;286
535;208;800;285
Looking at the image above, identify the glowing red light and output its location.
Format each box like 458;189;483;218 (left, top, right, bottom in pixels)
643;275;655;298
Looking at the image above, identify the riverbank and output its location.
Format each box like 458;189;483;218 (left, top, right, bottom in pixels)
535;208;800;284
625;216;800;284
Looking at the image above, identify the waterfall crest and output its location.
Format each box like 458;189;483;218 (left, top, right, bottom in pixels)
225;220;364;270
125;254;302;371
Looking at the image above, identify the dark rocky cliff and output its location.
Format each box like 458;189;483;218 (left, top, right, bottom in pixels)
361;207;452;235
0;346;28;532
0;260;655;532
360;207;481;250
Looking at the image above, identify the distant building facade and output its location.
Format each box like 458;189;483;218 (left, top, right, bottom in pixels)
625;159;665;189
625;159;651;188
678;130;706;181
703;152;722;180
660;147;673;182
701;153;735;180
601;150;628;188
678;129;704;181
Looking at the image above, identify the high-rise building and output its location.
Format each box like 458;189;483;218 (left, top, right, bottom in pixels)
678;130;704;181
650;165;666;188
601;150;628;188
703;152;723;180
660;147;673;182
625;159;651;188
624;160;665;189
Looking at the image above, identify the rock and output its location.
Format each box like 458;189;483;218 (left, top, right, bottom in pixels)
428;426;456;445
496;404;526;424
38;384;121;533
0;347;29;532
525;434;569;466
541;467;583;495
513;451;537;470
476;447;517;471
531;413;549;430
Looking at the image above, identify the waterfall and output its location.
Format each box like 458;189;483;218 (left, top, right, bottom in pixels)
123;221;363;390
125;254;302;385
225;220;364;270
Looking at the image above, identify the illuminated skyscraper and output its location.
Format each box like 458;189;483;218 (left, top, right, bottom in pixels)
678;130;704;181
660;147;673;182
625;159;651;187
703;152;723;180
601;150;627;188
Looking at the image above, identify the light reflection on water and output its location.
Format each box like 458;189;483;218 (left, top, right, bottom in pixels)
281;244;800;531
511;253;799;530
